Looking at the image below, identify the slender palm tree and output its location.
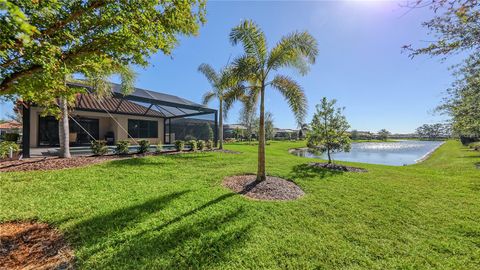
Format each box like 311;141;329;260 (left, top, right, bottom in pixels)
198;63;237;149
227;20;318;181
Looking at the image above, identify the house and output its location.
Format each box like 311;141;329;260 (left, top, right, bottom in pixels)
273;128;299;140
21;82;218;157
0;120;22;137
223;124;247;139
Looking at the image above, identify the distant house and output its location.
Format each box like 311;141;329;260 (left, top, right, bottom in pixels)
20;82;217;157
273;128;299;140
0;120;21;137
223;124;247;139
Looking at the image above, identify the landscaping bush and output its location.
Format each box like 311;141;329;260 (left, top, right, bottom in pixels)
184;135;197;141
90;140;108;156
0;141;20;159
206;140;213;150
174;140;185;151
156;143;163;153
186;140;197;151
3;133;20;142
469;141;480;151
138;140;150;154
197;140;205;151
115;140;130;155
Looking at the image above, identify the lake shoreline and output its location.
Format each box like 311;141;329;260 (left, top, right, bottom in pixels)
415;141;445;163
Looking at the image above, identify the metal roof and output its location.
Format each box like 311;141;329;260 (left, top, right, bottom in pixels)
68;82;216;118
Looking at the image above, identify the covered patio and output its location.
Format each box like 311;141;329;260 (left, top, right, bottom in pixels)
22;82;218;158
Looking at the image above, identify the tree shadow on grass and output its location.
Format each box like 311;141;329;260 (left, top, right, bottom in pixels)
68;191;248;269
290;163;343;180
101;207;251;269
67;190;190;249
105;157;172;168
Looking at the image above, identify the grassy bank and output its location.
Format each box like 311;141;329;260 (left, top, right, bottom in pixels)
1;141;479;269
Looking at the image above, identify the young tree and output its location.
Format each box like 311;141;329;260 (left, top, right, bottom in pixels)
377;129;390;141
264;112;275;141
198;64;239;149
238;101;257;142
307;97;351;164
227;20;318;181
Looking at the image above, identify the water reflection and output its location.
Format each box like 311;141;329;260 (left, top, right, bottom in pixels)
291;141;444;166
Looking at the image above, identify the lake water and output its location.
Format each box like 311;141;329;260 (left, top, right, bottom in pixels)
290;140;445;166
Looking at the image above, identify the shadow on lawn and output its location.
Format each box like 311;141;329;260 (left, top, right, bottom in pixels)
68;191;250;269
290;163;343;180
106;157;172;167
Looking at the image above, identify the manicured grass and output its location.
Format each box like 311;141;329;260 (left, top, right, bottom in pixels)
1;141;479;269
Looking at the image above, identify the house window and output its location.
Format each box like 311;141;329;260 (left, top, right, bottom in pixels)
128;119;158;138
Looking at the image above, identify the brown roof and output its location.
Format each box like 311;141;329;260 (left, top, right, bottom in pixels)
74;94;164;117
0;121;21;129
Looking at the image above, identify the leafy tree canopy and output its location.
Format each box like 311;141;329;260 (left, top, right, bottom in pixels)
0;0;206;111
307;97;351;164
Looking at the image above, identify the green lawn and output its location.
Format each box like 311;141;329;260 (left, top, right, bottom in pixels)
1;140;479;269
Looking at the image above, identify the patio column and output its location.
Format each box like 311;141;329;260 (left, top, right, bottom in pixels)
214;111;218;147
22;104;30;158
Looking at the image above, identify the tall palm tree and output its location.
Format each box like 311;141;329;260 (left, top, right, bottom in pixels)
198;63;237;149
227;20;318;181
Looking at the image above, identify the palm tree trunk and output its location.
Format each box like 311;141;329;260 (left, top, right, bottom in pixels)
58;96;71;158
257;86;266;182
219;99;223;149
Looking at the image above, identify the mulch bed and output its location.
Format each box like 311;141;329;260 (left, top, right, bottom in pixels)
223;175;305;201
0;221;74;270
0;156;121;173
308;162;368;173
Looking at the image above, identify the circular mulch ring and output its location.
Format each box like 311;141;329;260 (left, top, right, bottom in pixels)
308;162;368;173
0;221;74;270
223;175;305;201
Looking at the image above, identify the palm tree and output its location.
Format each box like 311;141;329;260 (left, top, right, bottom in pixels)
227;20;318;181
198;63;237;149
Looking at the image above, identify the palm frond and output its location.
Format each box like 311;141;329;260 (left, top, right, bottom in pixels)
230;54;258;81
267;31;318;75
198;63;219;86
201;91;216;105
223;82;248;117
230;20;267;62
270;75;307;124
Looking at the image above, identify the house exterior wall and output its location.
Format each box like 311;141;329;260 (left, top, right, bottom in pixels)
29;107;164;147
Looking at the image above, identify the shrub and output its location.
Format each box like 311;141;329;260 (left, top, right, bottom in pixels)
156;143;163;153
174;140;184;151
205;140;213;150
184;135;197;141
3;133;20;142
90;140;108;156
469;142;480;151
186;140;197;151
115;140;130;155
197;140;205;151
0;141;20;159
138;140;150;154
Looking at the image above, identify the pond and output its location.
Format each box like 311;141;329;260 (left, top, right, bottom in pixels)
290;140;445;166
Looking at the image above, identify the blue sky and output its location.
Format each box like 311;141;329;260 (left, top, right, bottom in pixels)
0;1;465;133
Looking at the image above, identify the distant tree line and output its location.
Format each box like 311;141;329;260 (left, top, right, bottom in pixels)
415;123;451;140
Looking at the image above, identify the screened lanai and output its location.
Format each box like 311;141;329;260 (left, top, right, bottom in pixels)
21;82;218;158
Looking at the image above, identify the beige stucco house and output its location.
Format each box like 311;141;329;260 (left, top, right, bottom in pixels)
21;82;217;157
